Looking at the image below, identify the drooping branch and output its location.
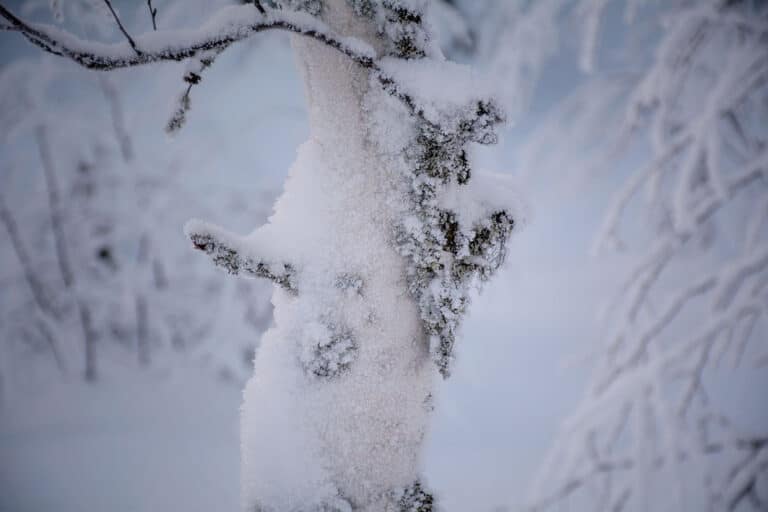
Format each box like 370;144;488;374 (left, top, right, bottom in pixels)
166;48;222;133
184;220;298;294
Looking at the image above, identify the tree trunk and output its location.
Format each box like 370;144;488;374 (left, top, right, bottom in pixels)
240;2;433;510
2;1;516;508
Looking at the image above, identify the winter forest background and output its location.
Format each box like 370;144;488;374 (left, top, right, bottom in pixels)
0;0;766;511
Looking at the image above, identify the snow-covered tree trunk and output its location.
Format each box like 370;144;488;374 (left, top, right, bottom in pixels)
237;2;432;509
1;0;519;508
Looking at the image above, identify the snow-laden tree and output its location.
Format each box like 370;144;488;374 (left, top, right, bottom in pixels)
476;1;768;510
1;0;521;509
416;0;767;509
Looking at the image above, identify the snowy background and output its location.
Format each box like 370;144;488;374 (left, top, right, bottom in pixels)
1;1;766;511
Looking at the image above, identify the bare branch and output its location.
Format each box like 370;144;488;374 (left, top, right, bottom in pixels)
101;0;141;55
146;0;157;31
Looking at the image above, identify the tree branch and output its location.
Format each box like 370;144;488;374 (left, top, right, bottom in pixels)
146;0;158;31
0;3;375;71
0;3;442;131
184;220;298;294
101;0;141;55
166;48;222;133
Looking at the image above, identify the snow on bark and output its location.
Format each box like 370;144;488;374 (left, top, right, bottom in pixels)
238;0;520;507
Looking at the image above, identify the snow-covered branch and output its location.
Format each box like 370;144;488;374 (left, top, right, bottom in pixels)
0;3;375;71
185;220;297;294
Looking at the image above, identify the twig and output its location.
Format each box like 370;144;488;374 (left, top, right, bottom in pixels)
166;49;222;133
146;0;157;31
101;0;141;55
253;0;266;15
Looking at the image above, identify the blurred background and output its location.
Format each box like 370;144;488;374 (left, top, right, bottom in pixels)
0;1;766;511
